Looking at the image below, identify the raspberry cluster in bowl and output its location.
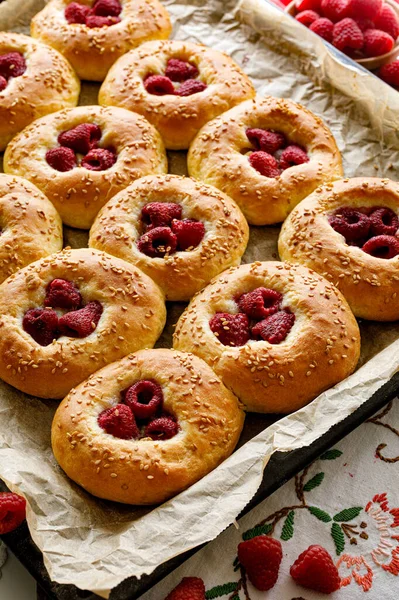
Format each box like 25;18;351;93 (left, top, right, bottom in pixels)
210;287;296;347
294;0;399;60
65;0;122;28
245;128;309;178
329;205;399;258
98;379;179;441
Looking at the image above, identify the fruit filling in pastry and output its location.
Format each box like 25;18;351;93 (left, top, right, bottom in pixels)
209;287;295;347
144;58;207;97
0;52;26;91
45;123;116;172
65;0;122;28
137;202;205;257
329;206;399;258
98;379;179;440
22;278;103;346
245;128;309;179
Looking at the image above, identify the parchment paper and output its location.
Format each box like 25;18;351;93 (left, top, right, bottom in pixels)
0;0;399;596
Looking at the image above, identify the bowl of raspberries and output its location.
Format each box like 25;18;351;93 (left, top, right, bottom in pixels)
286;0;399;69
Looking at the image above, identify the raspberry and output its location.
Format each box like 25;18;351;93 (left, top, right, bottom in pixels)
237;536;283;591
209;312;250;347
141;202;182;230
0;76;6;92
321;0;350;21
310;17;334;41
379;59;399;86
137;227;178;257
296;0;321;10
296;9;320;25
328;207;370;241
144;75;175;96
362;234;399;259
58;123;101;155
238;287;283;320
332;18;364;51
46;147;77;172
246;128;286;154
0;493;26;535
125;380;163;420
65;2;91;24
0;52;26;79
44;279;82;310
98;404;139;439
171;219;205;251
165;58;199;82
58;301;103;337
355;18;375;31
374;4;399;40
363;29;394;57
252;310;295;344
369;207;399;236
290;545;340;593
249;151;280;178
81;148;116;171
91;0;122;17
165;577;205;600
348;0;382;20
175;79;208;96
85;14;121;27
279;145;309;170
23;308;59;346
144;415;179;440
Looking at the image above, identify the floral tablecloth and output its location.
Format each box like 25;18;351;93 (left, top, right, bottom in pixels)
143;398;399;599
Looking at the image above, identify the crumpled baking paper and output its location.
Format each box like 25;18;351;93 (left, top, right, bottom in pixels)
0;0;399;596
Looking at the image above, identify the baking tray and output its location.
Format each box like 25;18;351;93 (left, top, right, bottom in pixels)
2;371;399;599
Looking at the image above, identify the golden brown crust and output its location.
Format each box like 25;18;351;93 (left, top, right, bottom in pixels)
31;0;172;82
99;40;256;150
173;261;360;414
3;106;168;229
89;174;249;301
0;174;63;284
0;248;166;399
51;348;245;505
278;177;399;321
187;96;343;225
0;32;80;151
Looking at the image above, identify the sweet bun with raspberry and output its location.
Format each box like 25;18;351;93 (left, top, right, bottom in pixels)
51;348;245;504
31;0;172;82
279;177;399;321
89;174;249;301
99;40;256;150
0;174;63;284
0;248;166;399
3;105;167;229
188;96;343;225
173;261;360;413
0;32;80;151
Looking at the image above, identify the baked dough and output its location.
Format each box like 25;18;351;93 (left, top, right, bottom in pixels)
278;177;399;321
3;105;168;229
52;348;245;504
99;40;256;150
0;32;80;151
188;96;343;225
0;174;63;284
173;261;360;413
31;0;172;82
0;248;166;399
89;174;249;301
